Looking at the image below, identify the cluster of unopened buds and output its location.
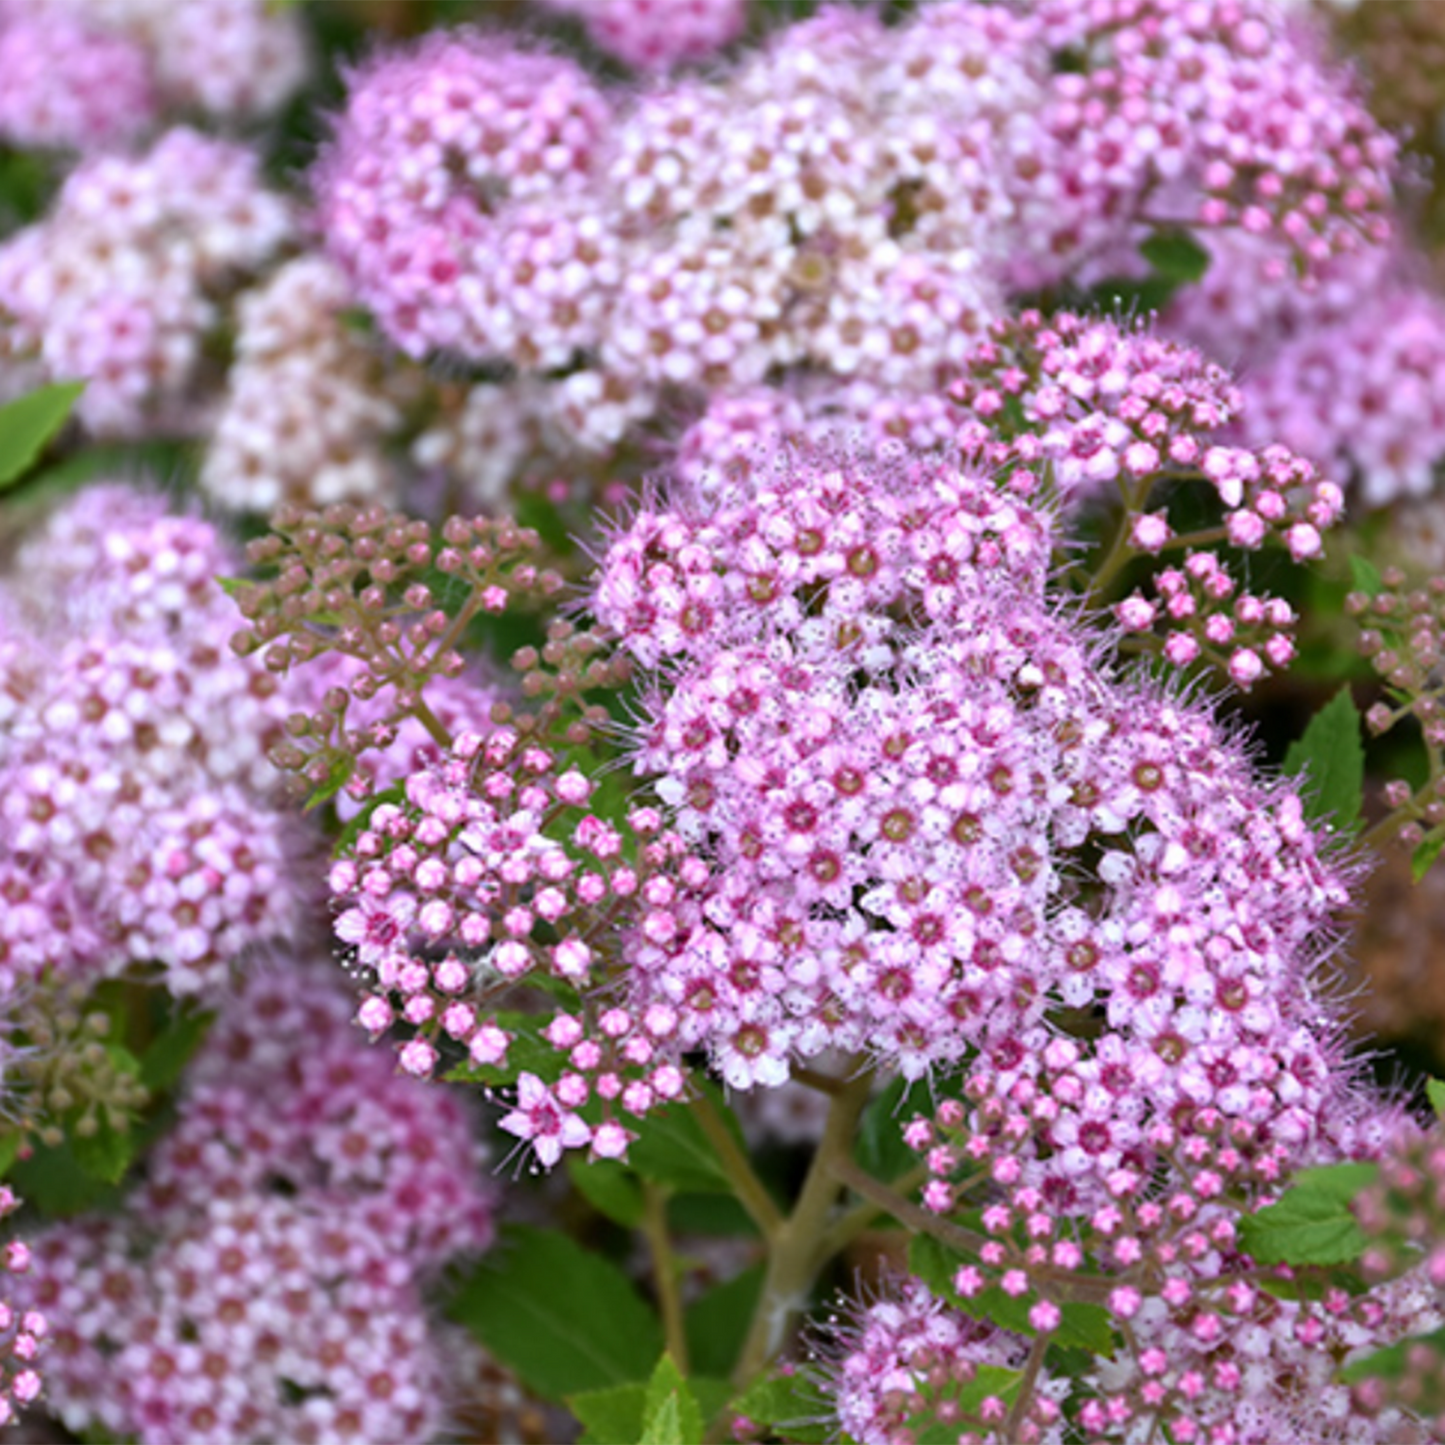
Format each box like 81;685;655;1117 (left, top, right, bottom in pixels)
1349;568;1445;857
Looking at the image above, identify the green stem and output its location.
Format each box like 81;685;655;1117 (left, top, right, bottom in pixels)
729;1065;876;1392
409;695;455;751
1005;1334;1049;1443
688;1087;783;1240
642;1182;689;1374
815;1160;932;1260
1082;478;1154;607
830;1156;987;1256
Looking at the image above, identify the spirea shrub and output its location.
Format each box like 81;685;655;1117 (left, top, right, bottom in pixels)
6;2;1445;1443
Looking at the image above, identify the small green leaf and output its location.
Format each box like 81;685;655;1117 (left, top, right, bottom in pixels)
567;1156;646;1228
685;1263;764;1379
1427;1078;1445;1122
0;1133;22;1179
908;1235;1115;1354
447;1224;663;1400
629;1084;750;1197
1339;1326;1445;1383
70;1112;136;1185
443;1011;560;1088
1282;688;1365;833
1139;229;1211;284
1413;833;1445;884
139;1006;214;1092
1239;1163;1378;1267
571;1382;646;1444
304;751;355;811
641;1355;702;1445
731;1371;834;1444
0;381;85;490
9;1135;125;1216
1349;555;1384;598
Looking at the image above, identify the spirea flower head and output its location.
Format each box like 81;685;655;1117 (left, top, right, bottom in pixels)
1007;0;1398;288
0;1187;44;1432
535;0;748;70
593;440;1355;1094
0;486;308;996
0;0;308;126
202;256;411;514
0;130;292;436
19;966;491;1445
0;10;156;151
315;30;615;362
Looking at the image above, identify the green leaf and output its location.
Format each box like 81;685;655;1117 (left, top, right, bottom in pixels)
0;1133;22;1179
641;1355;703;1445
685;1263;764;1379
304;751;355;810
139;1006;214;1092
9;1135;125;1217
567;1156;645;1228
1349;554;1384;599
1339;1325;1445;1383
1413;833;1445;884
1139;229;1211;284
1239;1163;1378;1267
1282;688;1365;834
1429;1078;1445;1123
334;781;408;857
571;1382;647;1445
443;1011;561;1089
908;1235;1114;1354
0;381;85;490
731;1371;834;1444
629;1083;749;1197
70;1111;136;1185
572;1377;730;1445
447;1224;663;1400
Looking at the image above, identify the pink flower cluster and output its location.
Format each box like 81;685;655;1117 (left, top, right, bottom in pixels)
0;0;306;149
885;1095;1431;1445
0;486;307;995
951;312;1344;685
0;130;292;435
329;729;708;1163
822;1279;1054;1445
315;1;1394;459
1163;234;1445;509
589;438;1352;1095
534;0;748;70
0;1187;44;1431
19;966;491;1445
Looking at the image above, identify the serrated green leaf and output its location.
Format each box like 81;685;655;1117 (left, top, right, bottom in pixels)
447;1224;663;1400
567;1156;646;1227
1429;1078;1445;1122
0;381;85;490
731;1371;834;1444
1282;688;1365;833
571;1381;646;1444
641;1355;702;1445
908;1235;1115;1353
1239;1163;1378;1267
1413;833;1445;884
685;1263;764;1379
